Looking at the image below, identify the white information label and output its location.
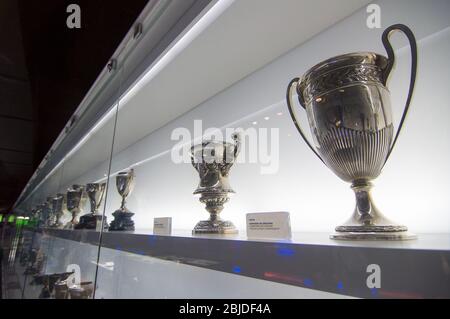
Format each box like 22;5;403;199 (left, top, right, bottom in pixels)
246;212;292;240
153;217;172;235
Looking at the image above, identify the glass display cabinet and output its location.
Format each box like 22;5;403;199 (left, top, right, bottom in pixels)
2;0;450;299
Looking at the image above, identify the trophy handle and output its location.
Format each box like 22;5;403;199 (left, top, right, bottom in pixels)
286;77;325;164
381;24;417;163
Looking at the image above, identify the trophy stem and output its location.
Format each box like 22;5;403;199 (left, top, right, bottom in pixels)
70;211;79;226
331;180;416;240
204;196;224;220
351;180;379;227
120;197;126;210
54;213;62;228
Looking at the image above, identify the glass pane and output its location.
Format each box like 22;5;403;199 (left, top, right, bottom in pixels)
3;75;120;301
2;162;63;298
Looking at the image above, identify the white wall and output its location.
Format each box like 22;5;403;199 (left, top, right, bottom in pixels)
102;0;450;234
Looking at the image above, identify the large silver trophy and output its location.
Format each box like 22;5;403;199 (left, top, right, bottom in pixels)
64;185;85;230
191;133;241;234
76;183;107;230
109;169;135;231
286;24;417;240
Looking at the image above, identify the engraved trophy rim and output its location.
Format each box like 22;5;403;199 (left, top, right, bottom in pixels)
300;51;388;85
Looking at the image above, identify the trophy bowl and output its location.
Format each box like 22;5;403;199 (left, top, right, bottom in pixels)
109;169;135;231
286;24;418;240
191;133;241;234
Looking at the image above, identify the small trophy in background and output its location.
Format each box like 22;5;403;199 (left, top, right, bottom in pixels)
191;133;241;234
109;169;135;231
45;197;54;227
50;194;64;228
35;204;45;227
76;182;107;231
64;185;85;230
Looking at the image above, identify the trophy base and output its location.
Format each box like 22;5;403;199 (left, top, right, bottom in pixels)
332;222;417;241
108;210;135;231
331;180;417;241
193;219;238;234
75;214;108;231
331;230;417;241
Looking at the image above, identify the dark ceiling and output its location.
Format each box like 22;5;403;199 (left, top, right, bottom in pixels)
0;0;148;212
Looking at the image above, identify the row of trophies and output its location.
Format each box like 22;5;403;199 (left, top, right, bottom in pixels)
28;24;418;240
29;129;241;234
30;170;136;232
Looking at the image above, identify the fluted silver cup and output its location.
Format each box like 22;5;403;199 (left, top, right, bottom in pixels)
286;24;418;240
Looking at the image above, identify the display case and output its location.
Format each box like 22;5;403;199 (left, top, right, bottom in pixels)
2;0;450;299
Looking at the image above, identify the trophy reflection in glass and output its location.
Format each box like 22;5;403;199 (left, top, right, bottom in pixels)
68;282;94;299
75;183;107;231
64;185;85;230
109;169;135;231
286;24;417;240
191;133;241;234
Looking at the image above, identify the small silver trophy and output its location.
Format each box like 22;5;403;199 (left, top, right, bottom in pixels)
286;24;417;240
109;169;135;231
75;183;107;231
191;133;241;234
45;197;54;227
51;194;64;228
35;204;46;227
30;207;38;226
64;185;85;230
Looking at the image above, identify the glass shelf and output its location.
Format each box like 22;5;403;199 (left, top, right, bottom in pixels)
8;227;450;299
